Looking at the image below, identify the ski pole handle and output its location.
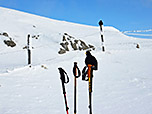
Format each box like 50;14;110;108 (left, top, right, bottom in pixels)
73;62;81;78
58;68;70;114
58;67;69;84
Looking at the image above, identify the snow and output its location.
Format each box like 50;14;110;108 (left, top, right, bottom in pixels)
123;29;152;39
0;7;152;114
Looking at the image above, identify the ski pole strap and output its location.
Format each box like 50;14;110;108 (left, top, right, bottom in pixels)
82;66;88;81
58;67;69;84
73;62;81;78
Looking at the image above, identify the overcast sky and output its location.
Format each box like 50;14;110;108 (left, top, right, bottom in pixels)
0;0;152;31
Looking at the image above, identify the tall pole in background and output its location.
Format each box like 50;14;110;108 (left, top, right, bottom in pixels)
27;34;31;65
98;20;105;52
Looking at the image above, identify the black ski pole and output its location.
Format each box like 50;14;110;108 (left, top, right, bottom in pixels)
58;67;70;114
73;62;81;114
87;64;93;114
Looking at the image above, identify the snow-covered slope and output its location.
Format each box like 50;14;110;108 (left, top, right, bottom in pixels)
0;7;152;114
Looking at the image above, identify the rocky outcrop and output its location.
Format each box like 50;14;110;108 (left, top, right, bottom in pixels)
0;32;16;47
4;39;16;47
58;48;66;54
58;33;95;54
2;32;9;37
0;32;9;37
32;35;40;39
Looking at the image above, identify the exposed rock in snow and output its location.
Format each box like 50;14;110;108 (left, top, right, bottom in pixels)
4;39;16;47
58;33;95;54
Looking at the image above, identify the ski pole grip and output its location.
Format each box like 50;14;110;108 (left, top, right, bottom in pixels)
73;62;81;78
58;67;69;84
87;64;92;78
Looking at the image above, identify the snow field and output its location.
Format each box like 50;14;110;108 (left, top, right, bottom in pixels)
0;7;152;114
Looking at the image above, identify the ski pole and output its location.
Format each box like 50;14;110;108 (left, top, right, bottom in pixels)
58;67;70;114
73;62;81;114
88;64;93;114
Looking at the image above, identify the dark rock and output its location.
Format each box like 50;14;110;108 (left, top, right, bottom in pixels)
64;33;68;35
33;25;36;28
32;35;39;39
23;46;28;49
60;42;69;51
62;35;66;41
4;40;16;47
136;43;140;49
2;32;9;37
58;48;66;54
70;41;78;50
88;44;95;50
74;40;78;43
80;40;89;50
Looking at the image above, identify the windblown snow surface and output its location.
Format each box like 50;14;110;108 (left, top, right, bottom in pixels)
0;7;152;114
